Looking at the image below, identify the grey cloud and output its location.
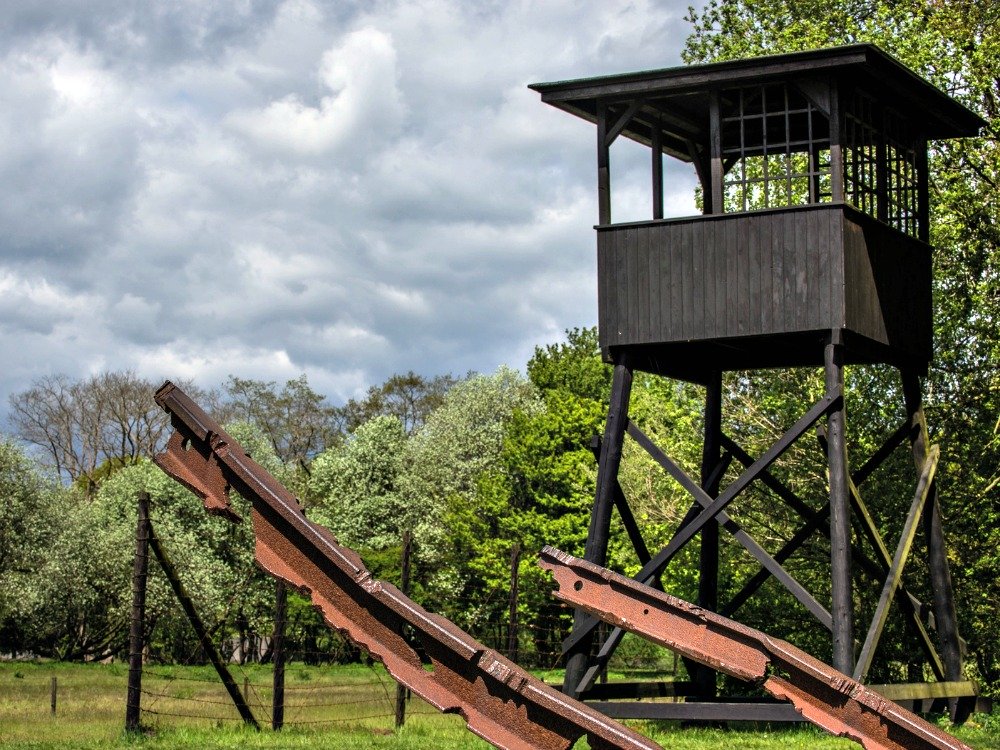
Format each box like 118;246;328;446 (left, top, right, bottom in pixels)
0;0;697;419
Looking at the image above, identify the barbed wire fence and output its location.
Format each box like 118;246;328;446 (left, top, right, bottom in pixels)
122;491;677;736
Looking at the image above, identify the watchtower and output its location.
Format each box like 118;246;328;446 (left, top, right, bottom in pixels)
531;45;986;721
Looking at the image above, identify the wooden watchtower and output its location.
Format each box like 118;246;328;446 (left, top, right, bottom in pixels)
531;45;986;721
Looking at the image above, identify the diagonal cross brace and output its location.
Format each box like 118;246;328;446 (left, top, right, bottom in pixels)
854;446;940;683
562;392;838;657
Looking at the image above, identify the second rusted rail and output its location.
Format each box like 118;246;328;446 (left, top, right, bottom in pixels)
539;546;972;750
152;382;659;750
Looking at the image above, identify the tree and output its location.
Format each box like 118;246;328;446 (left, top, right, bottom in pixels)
222;374;341;475
340;371;457;435
0;438;66;655
308;415;409;551
9;371;176;492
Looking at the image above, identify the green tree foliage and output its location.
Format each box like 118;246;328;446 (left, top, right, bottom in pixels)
0;438;67;655
683;0;1000;688
308;415;409;551
396;367;541;606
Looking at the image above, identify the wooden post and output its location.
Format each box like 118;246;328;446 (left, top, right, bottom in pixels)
507;542;521;664
825;336;854;675
243;676;250;706
709;92;723;214
395;529;412;729
272;579;287;731
147;521;260;730
597;102;611;225
50;676;56;716
829;86;845;203
652;126;664;220
695;371;723;697
125;492;150;733
902;372;965;718
564;356;633;697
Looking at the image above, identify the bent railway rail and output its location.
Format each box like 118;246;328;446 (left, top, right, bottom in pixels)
152;381;659;750
539;546;972;750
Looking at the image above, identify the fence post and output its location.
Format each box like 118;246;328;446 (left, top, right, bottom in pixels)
50;676;57;716
125;491;150;733
395;529;412;729
272;579;287;731
507;542;521;663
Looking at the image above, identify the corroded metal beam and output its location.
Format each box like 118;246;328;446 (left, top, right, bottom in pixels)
539;546;972;750
152;381;659;750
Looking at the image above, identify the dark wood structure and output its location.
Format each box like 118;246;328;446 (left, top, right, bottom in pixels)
530;45;987;721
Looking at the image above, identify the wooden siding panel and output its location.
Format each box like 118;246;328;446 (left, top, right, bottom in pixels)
595;205;930;366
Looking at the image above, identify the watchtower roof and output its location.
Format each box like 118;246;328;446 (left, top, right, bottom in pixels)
530;44;984;160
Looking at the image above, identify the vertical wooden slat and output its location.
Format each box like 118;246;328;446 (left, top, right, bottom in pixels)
726;216;739;337
648;226;661;341
615;230;624;346
690;220;704;338
715;219;727;339
748;213;761;335
760;213;774;333
683;221;696;339
663;224;676;341
637;227;650;343
704;219;717;339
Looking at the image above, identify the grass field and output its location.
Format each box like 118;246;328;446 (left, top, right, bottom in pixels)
1;661;996;749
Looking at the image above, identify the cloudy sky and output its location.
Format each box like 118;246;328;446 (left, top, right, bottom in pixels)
0;0;703;416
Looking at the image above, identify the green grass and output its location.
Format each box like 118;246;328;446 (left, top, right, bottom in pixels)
1;661;996;749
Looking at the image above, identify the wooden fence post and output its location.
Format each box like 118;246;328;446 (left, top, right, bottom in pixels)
395;530;412;729
507;542;521;663
50;676;57;716
272;579;287;731
125;491;151;732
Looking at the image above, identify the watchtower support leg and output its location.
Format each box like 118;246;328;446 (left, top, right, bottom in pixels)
695;371;723;697
564;355;633;697
902;371;966;719
825;337;854;675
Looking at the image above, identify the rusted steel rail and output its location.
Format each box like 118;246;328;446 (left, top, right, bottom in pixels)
539;546;971;750
152;382;659;750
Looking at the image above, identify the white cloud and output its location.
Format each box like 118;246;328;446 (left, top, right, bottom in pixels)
0;0;698;425
227;27;405;157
